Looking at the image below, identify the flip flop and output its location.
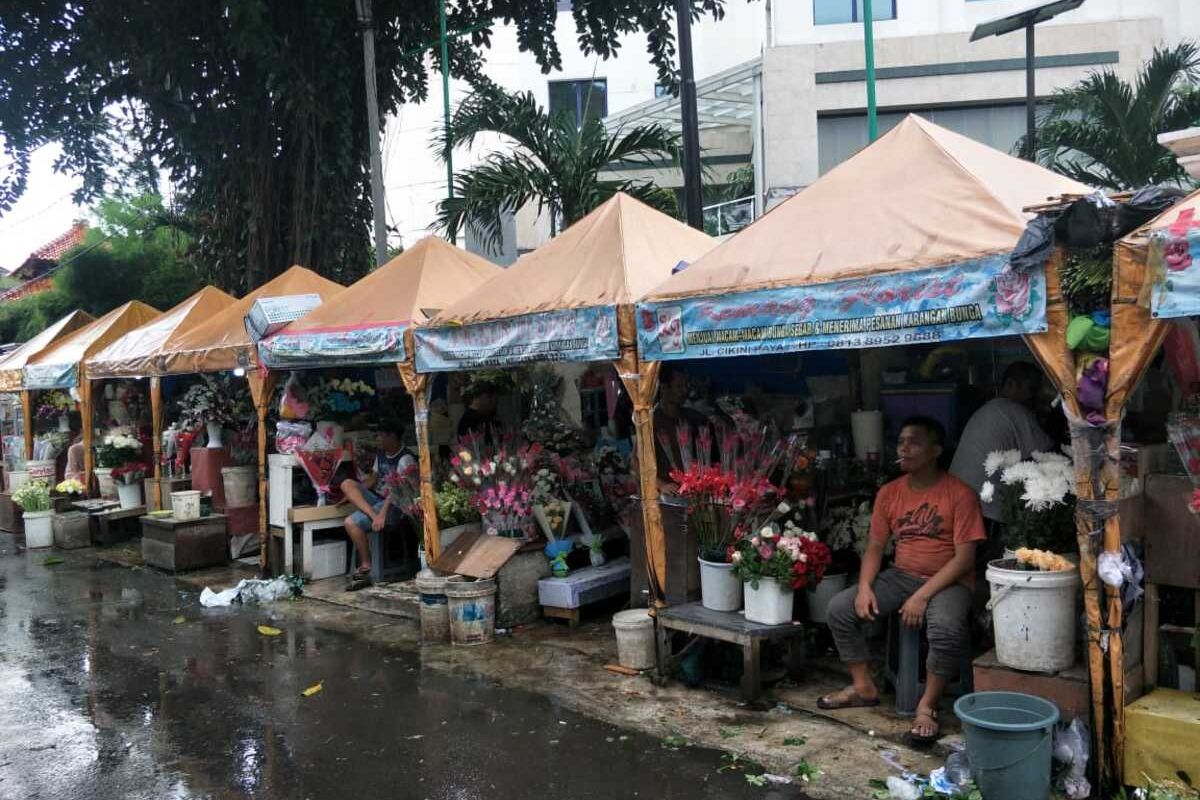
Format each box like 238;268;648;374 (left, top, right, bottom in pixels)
907;707;940;746
816;689;881;710
346;569;372;592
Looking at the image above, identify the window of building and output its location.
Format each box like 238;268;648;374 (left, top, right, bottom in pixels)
654;83;671;98
556;1;572;11
813;0;896;25
548;79;608;128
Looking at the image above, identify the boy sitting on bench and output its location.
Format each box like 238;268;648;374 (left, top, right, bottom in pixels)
341;419;416;590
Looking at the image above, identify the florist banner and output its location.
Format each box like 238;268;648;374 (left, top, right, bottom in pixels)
22;362;79;390
637;256;1046;361
1147;209;1200;320
414;306;620;372
258;324;408;370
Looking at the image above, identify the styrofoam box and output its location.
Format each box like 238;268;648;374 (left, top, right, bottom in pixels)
310;539;348;581
537;557;631;609
245;294;322;341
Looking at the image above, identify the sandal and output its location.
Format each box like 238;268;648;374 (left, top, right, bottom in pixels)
907;707;940;746
816;687;881;710
346;568;372;592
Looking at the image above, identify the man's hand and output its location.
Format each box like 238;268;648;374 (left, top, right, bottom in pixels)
371;513;387;532
854;586;879;620
900;593;929;628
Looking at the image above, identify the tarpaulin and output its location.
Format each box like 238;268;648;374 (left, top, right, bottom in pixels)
22;301;161;389
258;237;500;369
0;310;93;392
1144;191;1200;320
637;255;1047;361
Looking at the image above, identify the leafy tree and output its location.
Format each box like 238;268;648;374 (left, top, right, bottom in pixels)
0;1;729;292
1023;42;1200;190
436;84;680;248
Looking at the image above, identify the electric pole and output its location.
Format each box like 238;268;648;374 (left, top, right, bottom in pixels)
675;0;704;231
355;0;388;266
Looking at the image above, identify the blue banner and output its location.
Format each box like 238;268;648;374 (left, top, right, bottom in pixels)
257;324;408;370
23;362;78;390
1149;225;1200;320
636;256;1046;361
415;306;620;373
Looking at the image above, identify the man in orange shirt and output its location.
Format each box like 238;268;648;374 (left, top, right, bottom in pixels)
818;416;985;745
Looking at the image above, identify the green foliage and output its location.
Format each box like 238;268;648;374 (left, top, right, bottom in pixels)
1024;42;1200;190
436;84;681;249
1060;245;1114;315
435;482;479;528
0;0;728;290
12;480;51;513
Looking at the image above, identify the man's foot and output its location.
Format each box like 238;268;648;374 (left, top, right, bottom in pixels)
816;685;880;710
346;567;372;592
907;706;940;746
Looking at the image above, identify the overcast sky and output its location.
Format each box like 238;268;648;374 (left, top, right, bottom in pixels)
0;144;87;273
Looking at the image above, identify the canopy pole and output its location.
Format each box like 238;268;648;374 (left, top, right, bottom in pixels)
398;333;441;563
247;371;276;576
81;379;96;496
150;377;163;485
20;390;33;462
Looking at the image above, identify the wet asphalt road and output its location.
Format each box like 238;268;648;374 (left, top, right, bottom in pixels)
0;535;809;800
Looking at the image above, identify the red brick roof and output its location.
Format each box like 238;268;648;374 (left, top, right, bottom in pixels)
11;221;88;279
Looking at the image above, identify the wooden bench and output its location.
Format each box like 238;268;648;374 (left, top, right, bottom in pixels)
655;601;806;702
538;557;631;627
272;503;352;579
72;501;145;546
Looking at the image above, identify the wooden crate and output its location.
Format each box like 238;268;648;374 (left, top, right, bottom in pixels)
52;511;91;549
628;496;698;606
141;514;228;572
144;476;192;512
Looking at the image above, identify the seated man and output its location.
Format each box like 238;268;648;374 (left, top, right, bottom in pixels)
341;420;416;590
818;416;984;746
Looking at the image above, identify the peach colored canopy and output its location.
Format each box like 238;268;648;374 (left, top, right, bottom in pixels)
23;301;162;389
0;310;94;391
164;266;343;375
86;286;236;378
429;193;716;326
642;114;1093;303
258;237;501;368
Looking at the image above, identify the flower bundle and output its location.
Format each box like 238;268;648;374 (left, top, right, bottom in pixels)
825;500;875;554
435;482;479;528
449;435;541;538
308;377;375;422
112;462;149;485
385;462;424;523
36;390;74;420
55;478;85;496
981;449;1078;553
13;480;51;513
1190;487;1200;516
177;375;246;429
730;512;833;591
96;428;144;468
521;366;584;455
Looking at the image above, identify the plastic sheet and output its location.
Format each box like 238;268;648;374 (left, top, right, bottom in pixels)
199;576;303;606
1055;191;1118;248
1115;185;1188;238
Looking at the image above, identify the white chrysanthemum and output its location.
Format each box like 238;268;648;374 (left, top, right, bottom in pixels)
776;501;791;514
980;481;995;503
983;449;1022;477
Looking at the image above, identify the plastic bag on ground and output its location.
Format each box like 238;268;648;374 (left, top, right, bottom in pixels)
885;776;921;800
199;576;302;607
1053;717;1091;799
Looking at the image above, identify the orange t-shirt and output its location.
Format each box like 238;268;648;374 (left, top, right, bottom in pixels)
869;473;986;583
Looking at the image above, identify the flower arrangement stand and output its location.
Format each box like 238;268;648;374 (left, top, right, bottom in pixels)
141;514;228;572
654;601;806;702
538;557;632;628
189;446;231;510
76;502;145;546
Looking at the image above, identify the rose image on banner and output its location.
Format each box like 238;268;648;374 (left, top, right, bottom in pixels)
1150;211;1200;319
991;266;1034;323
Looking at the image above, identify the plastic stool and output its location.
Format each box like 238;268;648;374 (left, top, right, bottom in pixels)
347;526;419;584
885;615;973;717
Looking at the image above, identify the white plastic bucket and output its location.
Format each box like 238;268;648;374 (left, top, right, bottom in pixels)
93;467;117;500
612;608;656;670
116;481;142;510
698;557;742;611
23;510;53;548
7;470;30;492
27;459;56;483
171;490;201;521
445;578;497;646
221;466;257;507
987;559;1080;673
744;577;795;625
805;572;849;625
416;571;463;644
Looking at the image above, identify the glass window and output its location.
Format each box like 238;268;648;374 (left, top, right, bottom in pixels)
556;1;572;11
547;79;608;128
813;0;896;25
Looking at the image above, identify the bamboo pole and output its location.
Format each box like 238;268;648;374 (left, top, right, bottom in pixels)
247;371;276;575
80;380;95;495
398;330;440;563
20;390;33;462
150;377;163;484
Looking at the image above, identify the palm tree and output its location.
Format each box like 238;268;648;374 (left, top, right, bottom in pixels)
434;85;680;249
1022;42;1200;191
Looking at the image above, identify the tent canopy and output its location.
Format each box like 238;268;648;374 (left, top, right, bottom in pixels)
165;266;343;375
430;193;716;326
24;301;161;389
258;238;501;369
643;114;1092;302
0;310;94;391
86;286;236;379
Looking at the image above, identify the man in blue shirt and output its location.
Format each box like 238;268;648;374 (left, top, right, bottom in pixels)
341;420;416;589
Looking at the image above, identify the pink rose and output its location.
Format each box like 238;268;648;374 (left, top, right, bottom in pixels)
994;269;1031;317
757;545;774;560
1165;238;1193;272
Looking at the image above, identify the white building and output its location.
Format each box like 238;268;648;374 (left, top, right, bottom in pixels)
384;0;1199;260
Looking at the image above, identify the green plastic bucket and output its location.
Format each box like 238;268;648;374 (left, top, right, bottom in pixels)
953;691;1060;800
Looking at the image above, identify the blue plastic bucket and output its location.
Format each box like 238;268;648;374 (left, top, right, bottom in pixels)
953;691;1060;800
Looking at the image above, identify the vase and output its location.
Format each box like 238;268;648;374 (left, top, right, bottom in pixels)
57;415;71;433
698;557;742;611
206;421;224;449
94;467;117;500
804;572;848;625
744;577;794;625
116;481;142;510
23;510;53;548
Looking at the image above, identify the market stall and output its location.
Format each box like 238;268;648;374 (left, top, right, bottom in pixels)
85;286;236;508
255;236;501;575
21;301;161;496
413;192;715;616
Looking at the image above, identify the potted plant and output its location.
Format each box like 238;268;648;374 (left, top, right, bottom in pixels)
52;477;86;513
177;375;240;449
36;389;74;433
13;480;53;548
531;466;572;541
111;462;149;509
95;428;143;499
732;517;833;626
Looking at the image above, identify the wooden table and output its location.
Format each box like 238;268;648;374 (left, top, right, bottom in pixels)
655;602;806;702
73;501;145;546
